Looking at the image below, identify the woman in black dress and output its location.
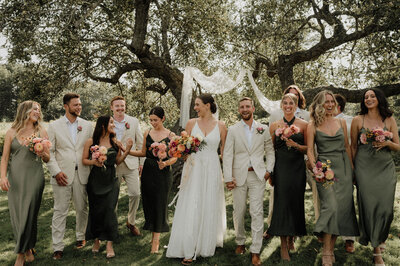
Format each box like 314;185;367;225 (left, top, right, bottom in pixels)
129;107;177;253
82;116;132;258
267;93;308;261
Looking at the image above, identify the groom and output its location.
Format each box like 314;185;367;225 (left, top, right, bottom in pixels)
223;97;275;266
47;93;93;260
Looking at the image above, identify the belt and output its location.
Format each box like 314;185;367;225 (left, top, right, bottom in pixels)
248;167;254;171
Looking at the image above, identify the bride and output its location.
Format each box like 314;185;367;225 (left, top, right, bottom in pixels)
166;93;227;265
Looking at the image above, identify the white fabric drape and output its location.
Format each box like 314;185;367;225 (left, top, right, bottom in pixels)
179;67;280;127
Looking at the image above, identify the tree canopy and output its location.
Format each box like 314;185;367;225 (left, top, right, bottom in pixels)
1;0;399;114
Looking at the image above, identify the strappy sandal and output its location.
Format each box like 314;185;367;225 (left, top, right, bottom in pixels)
373;253;385;266
181;258;193;265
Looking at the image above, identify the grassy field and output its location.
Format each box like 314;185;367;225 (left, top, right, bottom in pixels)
0;169;399;266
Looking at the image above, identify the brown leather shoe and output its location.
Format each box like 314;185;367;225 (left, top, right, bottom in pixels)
345;240;355;253
76;240;86;249
52;251;63;260
235;245;246;254
126;221;141;236
251;253;261;266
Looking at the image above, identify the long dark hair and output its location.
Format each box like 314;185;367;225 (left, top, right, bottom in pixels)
359;88;393;121
92;116;119;150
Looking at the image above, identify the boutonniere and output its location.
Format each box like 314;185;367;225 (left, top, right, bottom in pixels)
256;127;265;134
77;126;82;132
125;122;130;129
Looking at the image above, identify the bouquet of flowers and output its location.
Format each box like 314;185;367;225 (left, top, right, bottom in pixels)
312;159;336;187
168;131;206;158
360;127;393;147
150;142;168;161
24;135;52;156
275;124;300;140
90;145;108;166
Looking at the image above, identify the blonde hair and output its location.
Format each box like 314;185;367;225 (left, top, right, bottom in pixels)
283;85;306;109
11;101;43;134
309;90;337;127
280;93;298;109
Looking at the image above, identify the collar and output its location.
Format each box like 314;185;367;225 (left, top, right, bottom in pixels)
114;114;127;124
64;115;78;125
241;119;256;129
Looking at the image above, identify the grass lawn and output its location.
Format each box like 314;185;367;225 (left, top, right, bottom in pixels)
0;168;399;266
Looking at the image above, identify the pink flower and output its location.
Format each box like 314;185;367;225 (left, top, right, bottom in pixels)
98;155;107;163
92;151;100;159
77;126;82;132
33;138;42;144
34;142;44;153
283;127;292;138
384;131;393;139
360;133;367;144
180;131;188;137
290;125;300;134
99;146;108;155
375;135;385;142
315;161;323;168
158;151;167;159
158;143;167;151
325;169;335;180
256;127;265;134
42;139;52;148
275;127;284;136
125;122;130;129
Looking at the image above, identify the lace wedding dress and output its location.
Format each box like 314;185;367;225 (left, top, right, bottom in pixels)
166;121;226;260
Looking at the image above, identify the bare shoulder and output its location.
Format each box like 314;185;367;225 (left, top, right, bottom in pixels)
297;118;308;127
386;116;397;129
218;120;226;128
85;138;93;146
5;127;16;139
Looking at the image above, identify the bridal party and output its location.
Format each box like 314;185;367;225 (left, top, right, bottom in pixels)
1;87;399;266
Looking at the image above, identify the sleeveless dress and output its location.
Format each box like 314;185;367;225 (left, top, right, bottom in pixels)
141;133;172;232
314;126;359;236
267;117;307;236
166;121;226;260
86;147;119;241
8;137;45;253
355;119;396;247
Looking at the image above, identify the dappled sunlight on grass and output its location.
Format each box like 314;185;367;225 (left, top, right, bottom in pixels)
0;173;399;265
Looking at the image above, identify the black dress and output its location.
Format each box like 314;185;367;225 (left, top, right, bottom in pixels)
86;147;119;241
267;117;307;236
141;134;172;232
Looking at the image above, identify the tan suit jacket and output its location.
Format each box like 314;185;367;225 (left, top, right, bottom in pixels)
118;115;144;169
47;117;93;185
223;120;275;187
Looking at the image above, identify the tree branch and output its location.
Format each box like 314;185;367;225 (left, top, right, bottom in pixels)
302;83;400;104
85;62;145;83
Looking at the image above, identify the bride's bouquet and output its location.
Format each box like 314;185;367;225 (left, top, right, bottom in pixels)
168;131;206;158
24;134;52;157
275;124;300;140
312;159;336;187
90;145;108;170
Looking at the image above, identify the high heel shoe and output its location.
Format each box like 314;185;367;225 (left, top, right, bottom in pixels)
373;253;385;266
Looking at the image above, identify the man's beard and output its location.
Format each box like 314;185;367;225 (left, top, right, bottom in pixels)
69;109;80;117
240;113;252;121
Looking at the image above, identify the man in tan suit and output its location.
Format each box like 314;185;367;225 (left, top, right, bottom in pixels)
47;93;93;260
223;97;275;266
110;96;143;236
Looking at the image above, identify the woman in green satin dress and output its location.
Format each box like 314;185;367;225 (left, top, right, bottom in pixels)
0;101;50;266
350;89;400;266
307;91;359;266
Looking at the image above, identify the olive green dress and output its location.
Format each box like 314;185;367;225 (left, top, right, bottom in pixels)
86;147;119;241
267;117;307;236
8;137;45;253
141;134;172;232
314;128;359;236
355;125;396;247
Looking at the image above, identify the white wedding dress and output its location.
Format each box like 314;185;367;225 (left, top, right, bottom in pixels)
166;121;226;260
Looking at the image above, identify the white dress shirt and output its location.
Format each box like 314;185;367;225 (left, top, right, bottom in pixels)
241;119;256;167
64;115;78;144
114;115;127;141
